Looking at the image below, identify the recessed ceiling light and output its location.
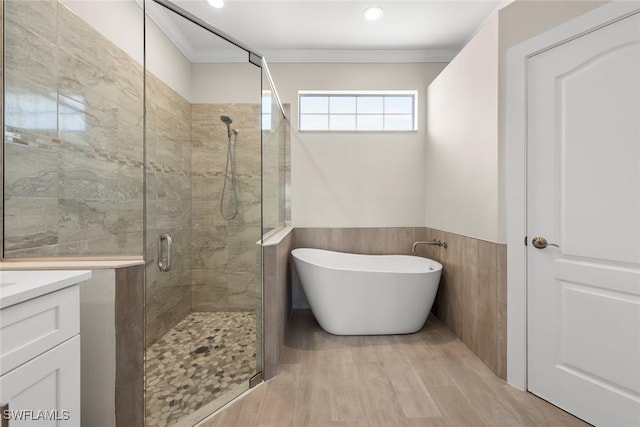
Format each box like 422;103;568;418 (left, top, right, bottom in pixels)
363;6;384;21
207;0;224;8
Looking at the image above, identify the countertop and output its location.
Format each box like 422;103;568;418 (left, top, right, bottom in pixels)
0;270;92;308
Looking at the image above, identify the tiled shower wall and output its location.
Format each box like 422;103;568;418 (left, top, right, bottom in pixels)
1;0;4;250
144;72;193;346
191;104;261;313
263;105;291;232
1;0;261;345
3;0;144;257
292;227;508;380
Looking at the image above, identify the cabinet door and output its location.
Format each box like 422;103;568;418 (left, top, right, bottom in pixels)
0;336;80;426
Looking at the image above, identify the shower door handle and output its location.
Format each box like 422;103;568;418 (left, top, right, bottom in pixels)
158;233;173;272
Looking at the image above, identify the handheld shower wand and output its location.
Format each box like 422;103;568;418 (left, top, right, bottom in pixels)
220;115;233;139
219;115;239;220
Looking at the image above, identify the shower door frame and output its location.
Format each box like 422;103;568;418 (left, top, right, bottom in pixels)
143;0;285;424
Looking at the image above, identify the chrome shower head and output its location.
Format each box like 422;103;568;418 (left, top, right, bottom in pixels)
220;115;232;125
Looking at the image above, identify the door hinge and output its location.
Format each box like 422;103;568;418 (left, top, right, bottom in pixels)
249;372;263;388
524;236;528;246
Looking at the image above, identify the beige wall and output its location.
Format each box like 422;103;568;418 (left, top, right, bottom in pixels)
496;0;606;242
425;14;499;243
146;11;192;100
191;63;262;104
424;0;607;244
269;62;447;227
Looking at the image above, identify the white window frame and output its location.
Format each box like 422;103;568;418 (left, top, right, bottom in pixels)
298;90;418;132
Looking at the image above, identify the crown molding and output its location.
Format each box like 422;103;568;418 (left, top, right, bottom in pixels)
190;49;249;63
258;48;457;63
145;1;197;61
189;48;457;63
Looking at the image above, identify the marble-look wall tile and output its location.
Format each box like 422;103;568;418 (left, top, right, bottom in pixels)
145;281;192;347
3;0;144;258
4;143;59;198
116;50;144;117
3;197;60;252
57;4;117;77
59;152;119;201
144;72;192;347
263;104;291;231
58;48;119;107
5;0;57;42
282;105;291;226
4;12;58;138
117;200;144;235
1;0;4;253
58;198;119;243
58;92;119;157
191;103;261;313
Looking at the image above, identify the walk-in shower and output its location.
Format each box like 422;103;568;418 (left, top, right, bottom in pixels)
220;115;239;220
143;1;287;426
1;0;288;424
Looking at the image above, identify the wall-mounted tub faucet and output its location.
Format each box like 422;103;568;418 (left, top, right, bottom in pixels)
412;240;448;253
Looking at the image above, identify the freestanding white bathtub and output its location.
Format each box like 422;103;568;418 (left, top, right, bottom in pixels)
291;248;442;335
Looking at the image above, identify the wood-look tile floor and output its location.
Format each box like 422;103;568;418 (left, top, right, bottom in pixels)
200;311;590;427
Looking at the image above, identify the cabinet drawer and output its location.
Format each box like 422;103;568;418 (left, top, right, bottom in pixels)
0;335;80;427
0;285;79;375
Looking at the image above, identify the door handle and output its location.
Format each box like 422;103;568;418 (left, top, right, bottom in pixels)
532;236;559;250
158;233;173;272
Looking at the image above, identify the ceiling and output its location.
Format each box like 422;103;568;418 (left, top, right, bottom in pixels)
147;0;504;62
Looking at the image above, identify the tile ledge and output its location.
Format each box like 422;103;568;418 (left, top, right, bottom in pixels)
0;258;144;270
263;227;294;247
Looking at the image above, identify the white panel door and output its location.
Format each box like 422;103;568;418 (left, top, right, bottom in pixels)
527;11;640;427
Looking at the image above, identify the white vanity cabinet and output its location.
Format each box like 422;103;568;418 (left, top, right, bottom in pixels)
0;271;91;426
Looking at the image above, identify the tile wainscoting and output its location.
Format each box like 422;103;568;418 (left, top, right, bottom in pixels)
263;227;294;380
115;265;145;427
420;228;507;380
290;227;507;380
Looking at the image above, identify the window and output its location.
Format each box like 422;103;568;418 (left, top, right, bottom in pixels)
298;90;417;131
262;93;272;131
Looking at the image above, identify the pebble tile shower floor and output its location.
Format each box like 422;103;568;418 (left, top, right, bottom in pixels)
145;312;257;426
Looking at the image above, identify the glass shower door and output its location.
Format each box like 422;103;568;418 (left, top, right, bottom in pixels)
143;1;263;425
